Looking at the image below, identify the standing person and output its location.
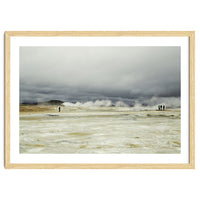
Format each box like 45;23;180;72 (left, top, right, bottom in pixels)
58;106;61;112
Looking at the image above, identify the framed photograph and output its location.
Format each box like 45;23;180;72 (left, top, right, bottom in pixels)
5;31;195;169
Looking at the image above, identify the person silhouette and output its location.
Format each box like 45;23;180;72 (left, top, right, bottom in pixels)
58;106;61;112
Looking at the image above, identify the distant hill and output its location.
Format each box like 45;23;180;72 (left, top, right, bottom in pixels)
46;100;64;105
21;100;64;105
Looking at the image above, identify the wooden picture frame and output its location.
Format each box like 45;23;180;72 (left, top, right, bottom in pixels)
5;31;195;169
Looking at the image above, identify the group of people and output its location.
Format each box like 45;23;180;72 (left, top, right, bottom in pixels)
158;104;166;110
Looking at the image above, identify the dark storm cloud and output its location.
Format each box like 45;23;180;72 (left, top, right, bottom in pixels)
20;46;180;103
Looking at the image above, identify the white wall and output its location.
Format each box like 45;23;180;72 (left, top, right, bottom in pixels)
0;0;199;199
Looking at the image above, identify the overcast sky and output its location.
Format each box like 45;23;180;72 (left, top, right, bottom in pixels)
20;46;180;104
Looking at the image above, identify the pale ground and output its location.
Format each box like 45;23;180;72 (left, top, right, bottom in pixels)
20;105;181;154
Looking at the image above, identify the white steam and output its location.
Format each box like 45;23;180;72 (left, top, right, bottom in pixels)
142;96;180;108
63;97;180;109
63;100;112;107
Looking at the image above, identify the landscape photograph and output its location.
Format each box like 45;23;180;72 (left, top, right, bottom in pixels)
19;46;181;154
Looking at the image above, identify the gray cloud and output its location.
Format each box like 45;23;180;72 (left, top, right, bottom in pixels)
20;46;180;105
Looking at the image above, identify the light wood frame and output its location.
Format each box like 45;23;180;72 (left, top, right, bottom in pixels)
5;31;195;169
